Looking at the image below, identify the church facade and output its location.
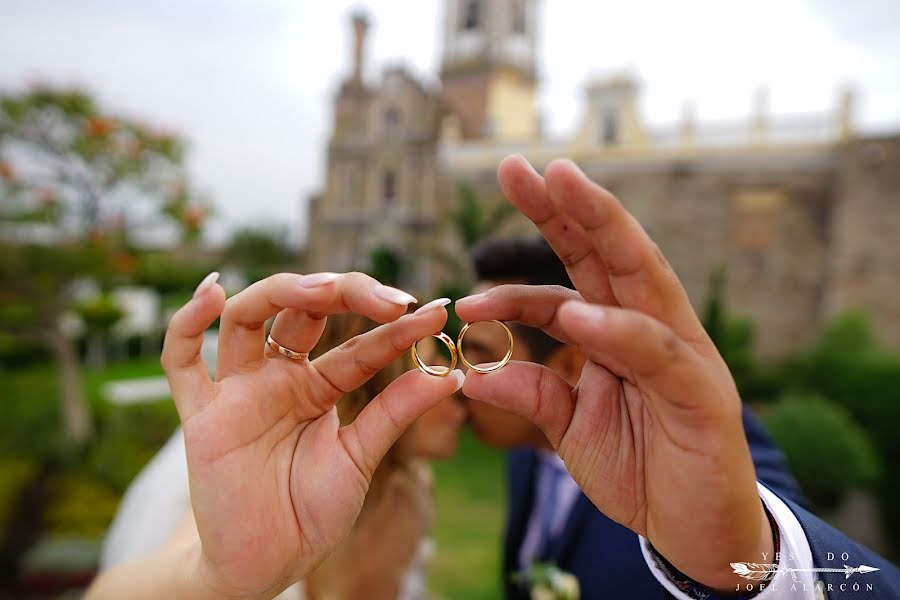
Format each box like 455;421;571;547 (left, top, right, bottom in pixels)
305;0;900;358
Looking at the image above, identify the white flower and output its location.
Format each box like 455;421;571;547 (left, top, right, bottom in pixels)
531;584;557;600
551;571;580;600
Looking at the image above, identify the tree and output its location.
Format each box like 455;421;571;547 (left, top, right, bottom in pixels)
0;84;207;444
224;225;297;282
433;181;517;335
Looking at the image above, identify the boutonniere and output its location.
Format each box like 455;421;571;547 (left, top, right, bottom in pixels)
514;562;580;600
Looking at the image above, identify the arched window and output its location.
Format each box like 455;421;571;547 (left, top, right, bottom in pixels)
384;107;400;132
601;109;619;145
512;0;527;34
382;169;396;205
461;0;480;31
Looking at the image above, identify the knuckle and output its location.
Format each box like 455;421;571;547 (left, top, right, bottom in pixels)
558;246;591;269
657;326;683;363
159;347;174;372
353;355;381;378
221;295;239;318
340;334;363;353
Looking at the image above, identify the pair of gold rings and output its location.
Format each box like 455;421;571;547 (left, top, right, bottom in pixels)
411;320;513;377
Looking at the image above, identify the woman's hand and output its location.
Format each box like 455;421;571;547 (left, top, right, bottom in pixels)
455;156;772;591
314;470;432;600
161;272;462;599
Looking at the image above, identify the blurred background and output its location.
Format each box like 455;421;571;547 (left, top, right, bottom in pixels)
2;1;900;597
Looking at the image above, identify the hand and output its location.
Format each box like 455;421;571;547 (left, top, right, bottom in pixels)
161;272;462;599
455;156;773;591
318;470;431;600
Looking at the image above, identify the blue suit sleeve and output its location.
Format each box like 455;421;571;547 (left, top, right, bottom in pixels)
744;404;900;595
782;497;900;597
742;404;811;510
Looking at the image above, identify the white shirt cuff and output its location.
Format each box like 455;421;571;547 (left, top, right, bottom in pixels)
639;481;817;598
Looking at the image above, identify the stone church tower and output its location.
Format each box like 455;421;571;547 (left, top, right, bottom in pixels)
306;12;445;290
440;0;540;141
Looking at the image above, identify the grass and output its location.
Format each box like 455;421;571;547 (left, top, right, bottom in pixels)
429;429;506;599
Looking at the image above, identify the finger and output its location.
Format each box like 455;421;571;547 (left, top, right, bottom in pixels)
543;159;708;344
266;307;328;358
497;155;616;306
455;284;581;345
217;272;417;377
461;361;575;448
311;299;450;402
557;301;718;412
161;273;225;419
338;369;464;480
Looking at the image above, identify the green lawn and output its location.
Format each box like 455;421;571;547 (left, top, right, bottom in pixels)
429;429;506;599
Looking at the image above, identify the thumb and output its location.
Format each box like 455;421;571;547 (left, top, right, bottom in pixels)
338;369;465;481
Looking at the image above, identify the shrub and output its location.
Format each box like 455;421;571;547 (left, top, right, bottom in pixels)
763;393;880;511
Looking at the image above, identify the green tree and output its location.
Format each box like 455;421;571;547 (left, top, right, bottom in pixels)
434;182;517;334
225;225;298;282
0;84;206;444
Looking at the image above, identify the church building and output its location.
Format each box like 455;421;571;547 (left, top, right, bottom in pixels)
305;0;900;357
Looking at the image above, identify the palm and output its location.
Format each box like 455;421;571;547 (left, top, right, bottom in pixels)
560;359;745;542
457;155;771;589
178;366;350;595
161;272;460;597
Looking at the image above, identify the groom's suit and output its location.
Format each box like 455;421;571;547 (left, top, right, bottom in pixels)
502;405;900;599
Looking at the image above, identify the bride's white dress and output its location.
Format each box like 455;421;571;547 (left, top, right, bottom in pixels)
99;429;432;600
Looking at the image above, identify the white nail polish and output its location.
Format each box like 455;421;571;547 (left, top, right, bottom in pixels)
455;292;486;306
414;298;451;315
299;272;340;288
373;285;418;306
193;272;220;299
450;369;465;392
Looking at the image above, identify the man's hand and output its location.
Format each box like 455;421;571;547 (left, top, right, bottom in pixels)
455;156;773;591
161;272;461;599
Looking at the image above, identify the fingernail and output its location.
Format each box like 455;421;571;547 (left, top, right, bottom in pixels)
299;272;340;288
193;271;220;299
455;293;486;307
373;284;418;306
414;297;451;315
450;369;465;392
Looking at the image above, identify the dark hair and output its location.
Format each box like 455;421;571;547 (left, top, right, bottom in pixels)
471;237;573;363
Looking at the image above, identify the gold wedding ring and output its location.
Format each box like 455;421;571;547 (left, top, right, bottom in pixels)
457;320;514;373
412;321;514;376
267;335;310;361
411;332;458;376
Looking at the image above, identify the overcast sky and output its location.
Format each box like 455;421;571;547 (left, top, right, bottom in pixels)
2;0;899;246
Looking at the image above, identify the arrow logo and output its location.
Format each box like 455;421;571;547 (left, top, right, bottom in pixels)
731;562;880;581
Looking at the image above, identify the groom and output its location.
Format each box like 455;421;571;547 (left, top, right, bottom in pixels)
452;156;900;598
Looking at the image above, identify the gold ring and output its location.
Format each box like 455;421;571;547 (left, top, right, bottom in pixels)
411;332;458;377
457;321;513;373
267;335;310;361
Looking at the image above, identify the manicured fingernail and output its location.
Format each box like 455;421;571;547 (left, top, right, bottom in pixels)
455;293;486;307
373;285;418;306
299;272;340;288
414;298;451;315
450;369;465;392
193;271;219;299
